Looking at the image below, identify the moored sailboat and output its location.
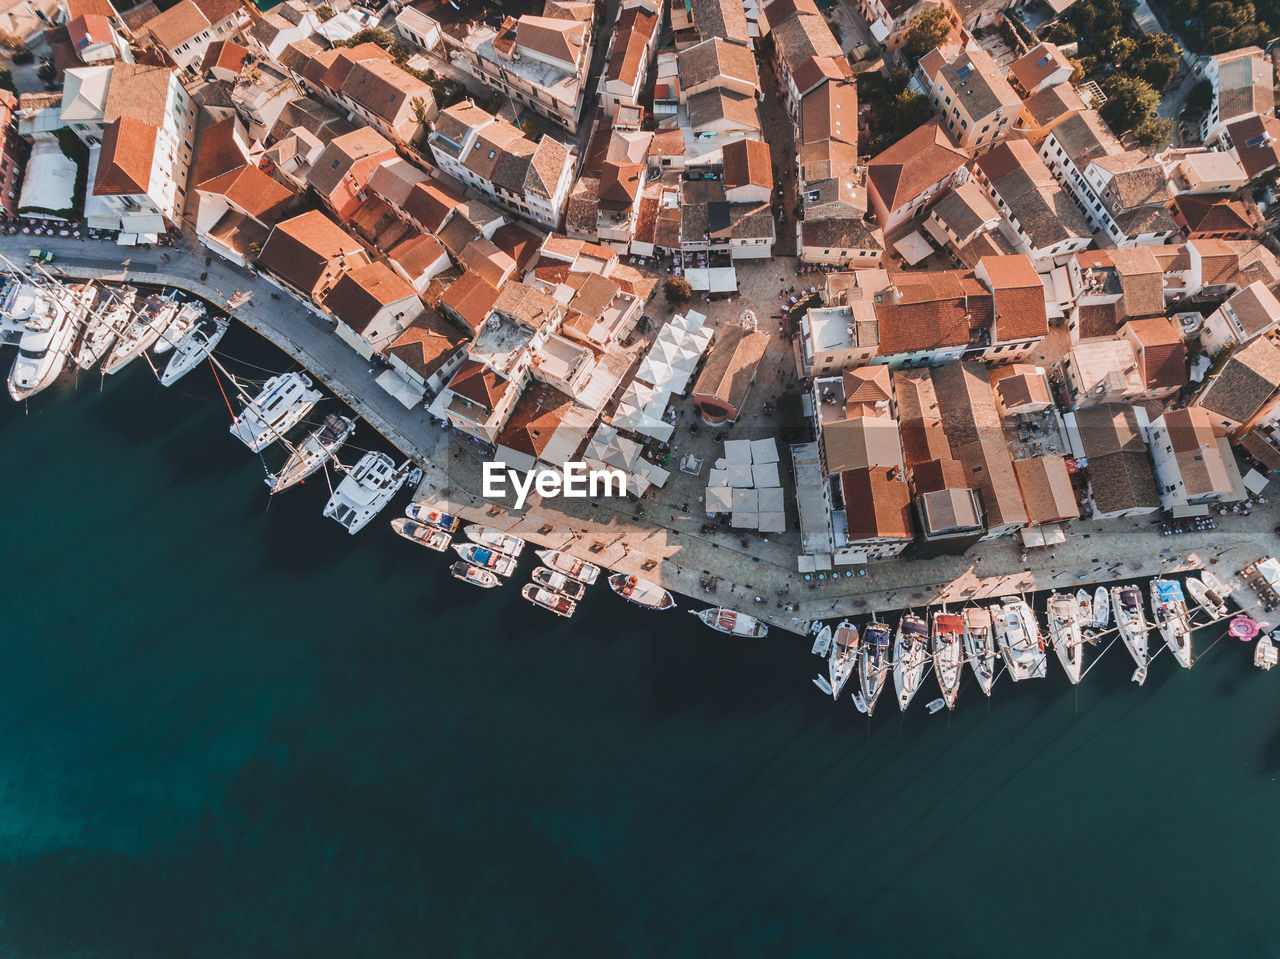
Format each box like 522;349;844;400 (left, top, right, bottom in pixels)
962;606;996;696
322;453;419;534
229;372;322;452
160;315;229;387
266;413;355;494
993;597;1046;682
1151;578;1193;669
893;612;930;712
1047;592;1085;684
827;621;858;701
1111;584;1150;684
74;284;130;370
102;294;180;375
857;620;892;716
931;610;965;709
607;573;675;610
153;301;204;354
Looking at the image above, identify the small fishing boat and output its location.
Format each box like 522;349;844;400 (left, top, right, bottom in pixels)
857;621;892;716
1185;576;1227;619
532;566;587;601
102;294;179;374
266;413;355;494
1047;592;1085;684
893;612;930;712
451;561;499;589
538;549;602;584
607;573;675;610
1151;579;1193;669
452;542;518;577
932;610;965;709
391;517;453;552
827;621;858;701
992;598;1046;682
522;583;577;618
1111;584;1150;684
1092;585;1110;630
1255;634;1278;670
464;524;525;557
1201;569;1231;600
322;453;420;534
229;372;322;452
75;285;130;370
810;624;832;656
963;607;996;696
692;607;768;637
153;301;204;354
405;503;462;534
1075;588;1093;627
160;316;228;386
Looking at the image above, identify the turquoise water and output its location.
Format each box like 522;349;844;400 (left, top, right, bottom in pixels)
0;325;1278;957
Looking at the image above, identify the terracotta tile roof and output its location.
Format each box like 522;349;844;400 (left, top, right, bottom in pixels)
437;270;501;332
447;358;510;412
322;262;417;335
792;53;854;102
927;180;998;241
388;233;447;279
66;0;118;18
634;194;659;244
94;116;157;196
1074;402;1148;457
102;62;172;126
867;119;968;213
598;159;643;208
606;6;658;87
1174;193;1259;236
525;136;570;199
800;77;857;147
1161;407;1233;496
1050;109;1121;165
307;128;395;197
436;213;481;258
339;58;432;126
1108;247;1167;319
990;364;1051;412
770;10;842;75
459;237;516;289
1123;317;1186;391
690;0;750;44
1009;42;1072;92
384;310;469;381
800;217;884;251
403;180;467;233
1213;49;1274;123
1093;150;1172;210
496;382;579;459
979;254;1048;342
976;139;1091;249
143;0;211;50
1195;335;1280;426
842;364;893;416
927;46;1020;120
687;87;761;132
692;324;769;412
722;138;772;190
1226;115;1280;178
1021;83;1085;128
875;271;992;357
822;415;903;472
1013;455;1078;524
893;368;952;467
201;39;247;75
492;282;560;330
490;221;543;273
840;466;913;541
199;165;294;220
1223;280;1280;337
258;210;368;296
911;455;968;493
1089;449;1161;513
1239;429;1280;469
1194;237;1241;286
516;14;587;66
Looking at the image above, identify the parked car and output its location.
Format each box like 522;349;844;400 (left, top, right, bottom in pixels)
28;249;53;262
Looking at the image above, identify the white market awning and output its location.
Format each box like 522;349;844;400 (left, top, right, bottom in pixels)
726;463;754;487
706;485;733;513
893;230;935;266
750;438;779;464
724;439;753;463
376;369;426;408
752;462;780;488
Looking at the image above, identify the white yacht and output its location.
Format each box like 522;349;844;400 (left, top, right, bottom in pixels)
463;524;526;557
390;517;452;552
857;621;892;716
810;624;832;657
1047;592;1085;684
75;285;132;370
160;316;229;387
8;282;93;400
826;621;858;702
322;452;420;534
963;607;996;697
535;549;601;584
154;301;204;354
102;294;180;375
893;613;930;712
265;413;355;494
1111;585;1150;684
229;372;322;452
1151;579;1193;669
993;598;1046;682
452;542;519;577
405;503;462;534
932;611;965;710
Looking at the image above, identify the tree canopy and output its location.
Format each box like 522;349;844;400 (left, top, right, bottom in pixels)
664;276;692;305
1100;74;1161;132
901;7;953;62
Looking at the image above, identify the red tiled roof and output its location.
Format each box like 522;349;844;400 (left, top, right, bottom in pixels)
94;116;157;196
1124;317;1186;391
867;119;968;213
840;466;913;540
448;358;510;410
722;138;772;190
980;254;1049;342
876;271;992;356
496;382;578;458
438;269;501;332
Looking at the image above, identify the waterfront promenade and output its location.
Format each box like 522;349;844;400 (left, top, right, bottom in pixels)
8;234;1280;634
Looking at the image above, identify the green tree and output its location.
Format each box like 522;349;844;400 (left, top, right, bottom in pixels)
901;6;953;62
1134;116;1175;147
1100;74;1161;132
664;276;692;305
1134;33;1183;89
1203;0;1262;51
1110;35;1138;65
315;4;335;20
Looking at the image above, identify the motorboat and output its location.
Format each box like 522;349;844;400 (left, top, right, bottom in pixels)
102;294;180;375
463;524;526;557
893;613;930;712
1047;592;1085;685
992;597;1046;682
1111;585;1150;684
7;283;92;400
1075;589;1093;628
537;549;601;585
608;573;675;610
826;621;858;701
1201;569;1232;602
265;413;355;494
160;316;228;387
1151;579;1193;669
405;503;462;534
1255;634;1278;670
962;607;996;697
390;517;453;552
451;561;500;589
322;452;420;534
857;621;892;716
532;566;587;601
810;624;832;656
522;583;577;617
74;285;129;370
932;611;965;709
1185;576;1227;619
452;542;518;577
229;372;322;452
692;607;768;637
154;301;204;354
1092;585;1110;630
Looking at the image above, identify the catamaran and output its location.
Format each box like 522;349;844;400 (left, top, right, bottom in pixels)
1185;576;1227;619
532;566;587;601
692;607;768;637
463;524;526;557
857;620;892;716
826;621;858;701
405;503;462;534
932;610;965;709
154;301;204;354
522;583;577;618
1151;578;1193;669
607;573;675;609
1047;592;1085;684
160;316;228;386
893;613;930;712
452;542;519;577
8;282;93;400
229;372;322;452
75;285;129;370
451;561;500;589
962;606;996;696
265;413;355;494
390;516;453;552
322;452;420;534
102;294;180;375
537;549;602;584
1111;584;1150;684
993;597;1046;682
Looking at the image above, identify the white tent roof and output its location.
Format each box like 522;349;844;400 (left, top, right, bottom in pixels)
758;511;786;533
758;486;785;513
731;510;759;529
732;488;758;512
709;266;738;292
643;462;670;488
752;462;781;488
724;439;753;463
726;463;754;487
706;485;733;513
20;139;78;219
708;468;729;486
585;425;642;471
750;438;779;465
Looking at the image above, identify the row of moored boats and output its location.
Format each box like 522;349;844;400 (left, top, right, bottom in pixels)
810;574;1231;715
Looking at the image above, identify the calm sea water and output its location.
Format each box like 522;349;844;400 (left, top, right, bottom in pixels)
0;324;1277;958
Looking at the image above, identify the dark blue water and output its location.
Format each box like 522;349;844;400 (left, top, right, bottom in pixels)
0;325;1277;958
